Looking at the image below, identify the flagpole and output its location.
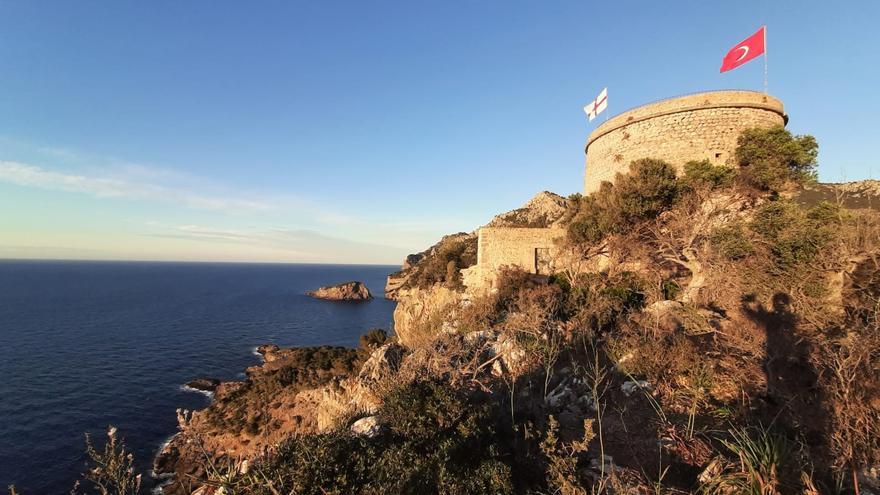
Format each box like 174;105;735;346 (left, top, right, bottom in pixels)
763;25;768;94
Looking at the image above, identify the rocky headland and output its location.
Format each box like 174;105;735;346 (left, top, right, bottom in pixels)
147;129;880;494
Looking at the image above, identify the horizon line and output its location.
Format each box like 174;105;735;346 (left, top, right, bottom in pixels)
0;257;401;267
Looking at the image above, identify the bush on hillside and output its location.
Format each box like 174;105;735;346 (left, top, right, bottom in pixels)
566;191;612;245
683;159;736;190
750;200;838;269
553;271;645;335
224;380;520;495
358;328;389;360
567;159;681;245
493;266;550;311
614;158;682;223
204;345;363;434
711;224;755;260
405;236;477;290
735;126;818;191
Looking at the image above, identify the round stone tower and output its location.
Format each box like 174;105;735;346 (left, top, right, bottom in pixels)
584;90;787;194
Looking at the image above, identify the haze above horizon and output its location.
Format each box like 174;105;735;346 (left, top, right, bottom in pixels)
2;1;877;264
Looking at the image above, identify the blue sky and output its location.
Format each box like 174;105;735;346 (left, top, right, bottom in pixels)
1;1;878;264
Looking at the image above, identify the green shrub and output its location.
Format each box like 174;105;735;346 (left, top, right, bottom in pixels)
700;424;799;495
406;236;478;290
566;195;610;244
614;158;683;224
493;266;546;312
228;380;519;494
683;159;736;189
237;429;375;495
711;224;755;260
735;126;818;191
377;380;517;494
562;271;645;333
661;279;682;300
750;200;837;268
614;331;700;382
567;159;682;245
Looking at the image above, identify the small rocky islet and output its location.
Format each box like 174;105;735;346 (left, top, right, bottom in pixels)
306;281;372;301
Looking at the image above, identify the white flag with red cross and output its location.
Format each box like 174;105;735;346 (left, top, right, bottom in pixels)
583;87;607;122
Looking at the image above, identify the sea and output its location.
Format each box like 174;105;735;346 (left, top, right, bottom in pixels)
0;260;398;493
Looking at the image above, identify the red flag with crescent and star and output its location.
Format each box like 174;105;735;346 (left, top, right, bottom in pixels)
720;26;765;73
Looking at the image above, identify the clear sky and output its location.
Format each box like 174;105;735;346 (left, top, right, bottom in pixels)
1;1;878;264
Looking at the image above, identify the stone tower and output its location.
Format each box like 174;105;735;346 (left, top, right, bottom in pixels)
584;90;787;194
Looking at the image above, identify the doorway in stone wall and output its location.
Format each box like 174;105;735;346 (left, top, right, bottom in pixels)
535;248;551;275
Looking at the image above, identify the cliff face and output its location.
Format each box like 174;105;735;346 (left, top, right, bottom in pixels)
391;286;462;347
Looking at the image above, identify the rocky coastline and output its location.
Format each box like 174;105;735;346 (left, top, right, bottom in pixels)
152;338;398;494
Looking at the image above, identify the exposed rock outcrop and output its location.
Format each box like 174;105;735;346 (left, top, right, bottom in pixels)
384;233;476;300
153;306;553;494
392;286;462;347
184;378;220;394
385;192;574;300
316;343;405;430
486;191;573;228
307;281;372;301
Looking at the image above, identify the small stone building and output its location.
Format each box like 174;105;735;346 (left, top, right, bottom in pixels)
462;227;566;290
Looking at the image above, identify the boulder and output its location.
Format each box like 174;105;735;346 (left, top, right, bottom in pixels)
184;378;220;393
350;416;382;438
307;281;372;301
255;344;281;362
621;380;652;397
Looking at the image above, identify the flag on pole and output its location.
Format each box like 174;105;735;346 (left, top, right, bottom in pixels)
584;87;608;121
720;26;766;73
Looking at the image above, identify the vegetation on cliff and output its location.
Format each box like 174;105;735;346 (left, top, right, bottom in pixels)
39;126;879;495
362;126;876;494
391;233;478;292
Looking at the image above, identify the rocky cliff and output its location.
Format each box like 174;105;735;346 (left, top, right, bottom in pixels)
484;190;573;228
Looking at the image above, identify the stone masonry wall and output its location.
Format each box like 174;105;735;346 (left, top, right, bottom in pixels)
584;91;786;194
462;227;565;291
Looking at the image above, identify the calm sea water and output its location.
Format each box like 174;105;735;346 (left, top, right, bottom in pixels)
0;260;397;493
